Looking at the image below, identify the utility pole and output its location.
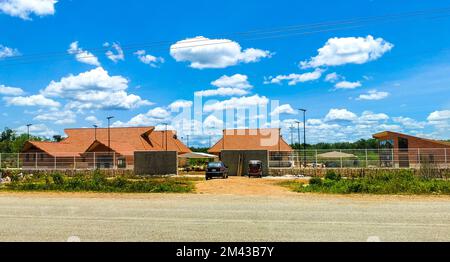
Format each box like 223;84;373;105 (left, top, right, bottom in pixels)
299;109;307;167
107;116;114;153
162;123;169;151
26;124;32;140
290;124;294;145
93;125;98;140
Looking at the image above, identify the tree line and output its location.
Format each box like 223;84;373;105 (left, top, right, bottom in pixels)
0;127;63;153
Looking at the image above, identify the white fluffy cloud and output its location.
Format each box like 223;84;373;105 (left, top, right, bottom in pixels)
105;42;124;63
427;110;450;129
68;41;101;66
264;68;323;86
15;123;57;137
169;100;193;111
85;115;102;126
357;90;389;100
134;50;164;67
0;0;57;20
42;67;152;110
195;88;249;97
0;84;24;95
212;74;252;89
325;108;358;122
300;35;393;68
203;95;269;112
195;74;253;97
393;116;426;129
112;107;171;127
335;81;361;89
324;72;343;83
0;44;20;59
358;111;389;123
170;36;271;69
34;109;76;125
270;104;297;116
4;94;60;107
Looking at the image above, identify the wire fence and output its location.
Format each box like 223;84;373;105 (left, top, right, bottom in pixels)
269;148;450;169
0;152;133;170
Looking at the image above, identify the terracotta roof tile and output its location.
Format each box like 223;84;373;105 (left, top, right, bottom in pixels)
208;128;293;153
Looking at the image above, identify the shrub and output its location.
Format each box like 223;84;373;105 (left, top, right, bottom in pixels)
309;177;323;186
51;173;65;185
325;171;341;181
91;170;107;189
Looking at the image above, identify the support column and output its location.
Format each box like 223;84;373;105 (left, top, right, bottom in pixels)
93;152;96;170
35;153;38;170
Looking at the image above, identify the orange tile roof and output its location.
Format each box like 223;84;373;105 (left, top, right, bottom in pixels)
23;126;191;157
208;128;293;153
373;131;450;148
150;131;191;154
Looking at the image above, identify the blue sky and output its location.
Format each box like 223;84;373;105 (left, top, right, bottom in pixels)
1;0;450;146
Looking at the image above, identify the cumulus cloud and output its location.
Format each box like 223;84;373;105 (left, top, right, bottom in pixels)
195;74;253;97
335;81;361;89
85;115;102;126
324;72;343;83
169;100;193;111
68;41;101;66
358;111;389;123
0;0;57;20
0;84;24;95
0;44;20;59
112;107;171;127
270;104;297;116
427;110;450;129
134;50;164;67
15;123;57;137
264;68;323;86
104;42;124;63
324;108;358;122
203;95;269;112
300;35;393;68
357;90;389;100
4;94;60;107
42;67;152;110
393;116;426;129
170;36;271;69
34;109;76;125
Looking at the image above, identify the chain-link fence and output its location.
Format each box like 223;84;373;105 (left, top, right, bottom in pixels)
0;152;133;170
269;148;450;169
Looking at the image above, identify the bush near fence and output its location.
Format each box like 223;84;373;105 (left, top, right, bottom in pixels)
269;167;450;179
0;169;197;193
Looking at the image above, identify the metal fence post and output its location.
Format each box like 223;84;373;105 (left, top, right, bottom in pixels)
113;152;116;169
391;148;394;168
93;152;96;169
418;148;421;168
365;149;368;167
315;150;318;166
73;156;76;170
54;156;56;170
340;149;343;168
445;148;448;167
17;153;19;169
35;153;38;170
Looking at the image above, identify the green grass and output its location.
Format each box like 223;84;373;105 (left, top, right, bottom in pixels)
280;170;450;195
1;171;196;193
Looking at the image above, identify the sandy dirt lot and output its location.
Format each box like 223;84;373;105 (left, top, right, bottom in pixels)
195;176;305;196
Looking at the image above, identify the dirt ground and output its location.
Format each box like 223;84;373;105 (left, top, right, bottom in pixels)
195;176;306;196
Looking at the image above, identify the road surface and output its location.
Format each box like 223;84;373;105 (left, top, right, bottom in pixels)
1;191;450;241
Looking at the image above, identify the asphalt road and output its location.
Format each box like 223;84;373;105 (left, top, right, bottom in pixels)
1;193;450;242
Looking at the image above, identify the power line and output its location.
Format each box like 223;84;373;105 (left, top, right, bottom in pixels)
1;7;450;67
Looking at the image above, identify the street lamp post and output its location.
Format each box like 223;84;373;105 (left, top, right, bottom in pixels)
26;124;32;140
298;109;307;167
93;125;98;140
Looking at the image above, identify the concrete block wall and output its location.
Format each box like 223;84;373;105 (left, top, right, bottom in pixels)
134;151;178;176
